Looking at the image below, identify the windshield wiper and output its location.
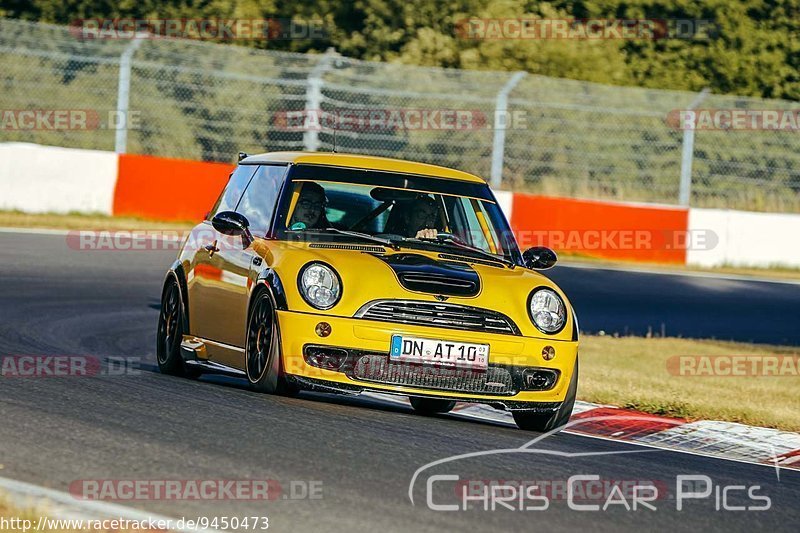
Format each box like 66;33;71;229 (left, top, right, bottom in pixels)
292;227;400;251
416;233;515;268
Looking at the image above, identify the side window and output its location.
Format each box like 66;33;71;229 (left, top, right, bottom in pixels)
209;165;257;218
237;165;288;235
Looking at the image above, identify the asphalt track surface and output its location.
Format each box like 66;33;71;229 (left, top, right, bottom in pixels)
0;230;798;532
545;265;800;345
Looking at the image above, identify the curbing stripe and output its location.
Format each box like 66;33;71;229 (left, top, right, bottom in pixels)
637;420;800;466
363;392;800;470
568;407;684;439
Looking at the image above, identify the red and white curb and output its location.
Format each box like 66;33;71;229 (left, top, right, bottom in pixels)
0;476;216;532
365;393;800;470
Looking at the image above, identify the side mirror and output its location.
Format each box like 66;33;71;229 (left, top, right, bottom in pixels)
522;246;558;270
211;211;253;248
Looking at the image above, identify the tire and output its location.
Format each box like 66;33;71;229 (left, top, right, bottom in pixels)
409;397;457;415
156;277;201;378
512;358;578;432
245;290;296;395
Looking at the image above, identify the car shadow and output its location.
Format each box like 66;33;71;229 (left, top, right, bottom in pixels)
139;361;512;429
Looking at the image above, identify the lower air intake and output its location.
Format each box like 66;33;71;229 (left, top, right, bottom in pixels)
351;354;516;396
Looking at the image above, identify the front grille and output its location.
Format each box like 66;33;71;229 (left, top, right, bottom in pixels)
352;354;516;395
355;300;521;336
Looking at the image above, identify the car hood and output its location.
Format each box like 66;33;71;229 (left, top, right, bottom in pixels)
263;241;575;340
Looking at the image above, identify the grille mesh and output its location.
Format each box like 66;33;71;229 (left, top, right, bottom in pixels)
437;253;507;268
352;354;515;395
309;243;386;252
356;300;520;336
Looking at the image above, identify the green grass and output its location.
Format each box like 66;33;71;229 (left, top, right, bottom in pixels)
579;335;800;431
0;210;195;230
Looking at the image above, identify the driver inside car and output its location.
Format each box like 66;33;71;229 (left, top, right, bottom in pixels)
289;182;329;230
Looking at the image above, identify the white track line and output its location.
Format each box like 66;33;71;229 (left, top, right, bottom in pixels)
0;476;217;532
0;227;72;236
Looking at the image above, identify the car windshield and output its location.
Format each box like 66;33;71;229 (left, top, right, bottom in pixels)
274;165;521;264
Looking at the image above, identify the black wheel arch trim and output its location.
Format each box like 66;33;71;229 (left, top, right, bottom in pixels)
254;268;288;311
164;260;190;334
572;307;580;342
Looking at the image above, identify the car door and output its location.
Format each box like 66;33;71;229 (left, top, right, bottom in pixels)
187;164;257;366
189;164;288;368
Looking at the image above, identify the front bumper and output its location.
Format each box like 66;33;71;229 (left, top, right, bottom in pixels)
277;310;578;406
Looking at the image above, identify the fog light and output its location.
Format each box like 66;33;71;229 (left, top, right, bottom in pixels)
315;322;332;337
542;345;556;361
521;369;558;391
304;346;347;371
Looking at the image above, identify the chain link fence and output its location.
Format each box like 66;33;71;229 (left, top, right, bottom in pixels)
2;18;799;212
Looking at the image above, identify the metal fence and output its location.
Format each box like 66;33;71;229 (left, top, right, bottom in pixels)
2;18;799;212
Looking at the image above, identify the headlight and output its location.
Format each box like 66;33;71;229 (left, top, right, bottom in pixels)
528;288;566;334
298;262;342;310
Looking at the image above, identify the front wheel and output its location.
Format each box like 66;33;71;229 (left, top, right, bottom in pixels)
513;359;578;432
409;397;457;415
156;277;201;379
246;291;296;395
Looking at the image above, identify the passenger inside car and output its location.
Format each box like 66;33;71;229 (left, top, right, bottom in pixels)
387;194;440;239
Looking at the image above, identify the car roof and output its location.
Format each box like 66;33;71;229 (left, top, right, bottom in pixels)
239;151;486;184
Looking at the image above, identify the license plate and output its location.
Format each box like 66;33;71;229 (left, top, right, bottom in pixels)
390;335;489;370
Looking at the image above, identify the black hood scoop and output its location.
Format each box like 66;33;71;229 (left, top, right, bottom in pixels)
374;253;480;297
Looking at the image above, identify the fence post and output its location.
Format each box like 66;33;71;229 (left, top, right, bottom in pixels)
490;71;526;188
678;87;710;206
303;48;338;152
114;35;145;154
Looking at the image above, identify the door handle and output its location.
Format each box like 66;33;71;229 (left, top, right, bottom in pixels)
204;241;219;257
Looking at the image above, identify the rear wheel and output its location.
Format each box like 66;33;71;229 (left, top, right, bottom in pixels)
156;278;201;378
409;397;457;415
512;359;578;432
246;291;296;395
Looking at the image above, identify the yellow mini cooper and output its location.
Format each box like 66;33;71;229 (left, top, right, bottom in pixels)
157;152;579;431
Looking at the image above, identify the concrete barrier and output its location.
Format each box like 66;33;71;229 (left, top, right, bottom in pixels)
113;154;233;221
0;143;118;215
509;193;690;264
687;208;800;268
